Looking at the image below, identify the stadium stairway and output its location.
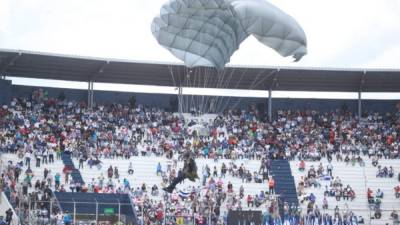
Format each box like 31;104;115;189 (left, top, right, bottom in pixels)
270;160;299;218
61;152;84;184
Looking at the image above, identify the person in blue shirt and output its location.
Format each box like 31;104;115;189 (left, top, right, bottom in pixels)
63;211;72;225
55;173;61;189
0;216;6;225
308;193;316;203
156;162;162;176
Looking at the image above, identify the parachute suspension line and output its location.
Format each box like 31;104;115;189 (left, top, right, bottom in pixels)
229;68;266;110
210;68;228;114
218;67;247;113
248;68;268;90
193;67;200;116
199;67;205;115
195;67;204;113
198;67;204;114
251;69;278;91
185;67;190;114
169;65;180;114
203;67;215;114
176;65;184;115
188;68;197;115
192;67;201;116
214;67;236;113
168;65;175;87
230;69;277;111
200;67;209;115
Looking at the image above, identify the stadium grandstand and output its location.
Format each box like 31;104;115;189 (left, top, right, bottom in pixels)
0;49;399;225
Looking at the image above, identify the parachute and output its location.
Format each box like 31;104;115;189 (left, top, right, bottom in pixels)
152;0;307;69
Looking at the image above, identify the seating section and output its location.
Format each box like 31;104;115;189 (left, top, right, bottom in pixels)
75;157;270;208
290;158;400;225
3;151;399;224
1;153;65;190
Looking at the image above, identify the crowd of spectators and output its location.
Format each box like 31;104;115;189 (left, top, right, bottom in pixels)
1;89;400;224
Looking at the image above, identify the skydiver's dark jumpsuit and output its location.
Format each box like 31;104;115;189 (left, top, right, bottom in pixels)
163;153;198;193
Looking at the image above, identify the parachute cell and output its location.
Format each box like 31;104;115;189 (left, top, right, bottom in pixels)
152;0;307;69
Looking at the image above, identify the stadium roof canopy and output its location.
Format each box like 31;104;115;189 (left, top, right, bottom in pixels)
1;49;400;92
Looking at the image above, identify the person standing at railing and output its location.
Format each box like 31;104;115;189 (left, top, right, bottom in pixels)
63;211;72;225
5;208;12;225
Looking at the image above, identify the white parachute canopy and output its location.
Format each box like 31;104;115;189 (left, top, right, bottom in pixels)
152;0;307;69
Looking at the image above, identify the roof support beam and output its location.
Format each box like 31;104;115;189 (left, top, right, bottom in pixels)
87;81;94;109
267;69;279;122
178;85;183;117
358;91;362;121
0;52;22;77
268;88;272;122
358;71;366;121
359;70;366;92
89;61;110;81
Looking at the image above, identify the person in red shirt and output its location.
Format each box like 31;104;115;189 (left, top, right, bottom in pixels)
367;188;374;203
269;177;275;194
247;194;254;207
395;186;400;198
299;160;305;171
156;208;164;221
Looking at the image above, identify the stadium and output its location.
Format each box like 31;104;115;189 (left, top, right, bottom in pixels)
0;1;400;225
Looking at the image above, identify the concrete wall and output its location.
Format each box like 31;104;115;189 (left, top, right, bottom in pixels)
0;80;12;105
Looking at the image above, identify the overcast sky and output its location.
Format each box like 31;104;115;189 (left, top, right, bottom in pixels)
0;0;400;99
1;0;399;68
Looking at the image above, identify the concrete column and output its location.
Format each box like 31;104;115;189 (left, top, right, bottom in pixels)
90;81;94;109
358;91;362;121
178;86;183;116
87;81;91;109
268;89;272;122
87;81;94;109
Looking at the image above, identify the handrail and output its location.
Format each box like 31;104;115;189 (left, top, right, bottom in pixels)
127;192;140;225
1;192;20;225
361;162;372;225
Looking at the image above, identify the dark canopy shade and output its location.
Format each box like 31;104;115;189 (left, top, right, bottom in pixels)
0;49;399;92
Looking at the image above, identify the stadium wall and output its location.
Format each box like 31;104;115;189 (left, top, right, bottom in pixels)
0;79;12;105
6;84;400;114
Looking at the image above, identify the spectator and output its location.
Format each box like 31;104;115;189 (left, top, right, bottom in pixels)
5;208;12;225
268;177;275;194
247;194;254;207
299;160;305;171
63;211;72;225
391;210;399;224
128;162;134;175
156;162;162;176
326;162;333;177
375;189;384;198
322;197;328;209
367;188;374;203
394;186;400;198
